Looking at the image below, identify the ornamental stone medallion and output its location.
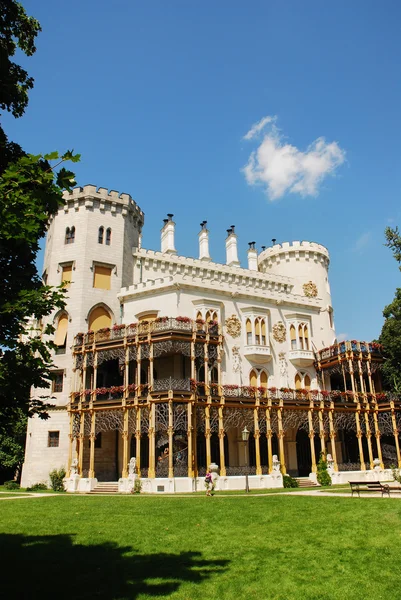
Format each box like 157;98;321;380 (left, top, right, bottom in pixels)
303;281;318;298
272;321;286;343
225;315;241;338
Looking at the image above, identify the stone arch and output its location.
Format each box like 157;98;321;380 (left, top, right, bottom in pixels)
87;304;114;331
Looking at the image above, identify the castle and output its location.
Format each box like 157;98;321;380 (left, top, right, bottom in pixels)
20;185;401;492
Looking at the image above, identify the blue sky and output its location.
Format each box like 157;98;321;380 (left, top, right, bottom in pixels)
4;0;401;342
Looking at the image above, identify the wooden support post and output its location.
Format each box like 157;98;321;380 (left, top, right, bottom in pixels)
205;405;211;470
168;400;174;478
187;402;194;477
372;404;384;468
218;406;226;476
355;409;366;471
318;400;326;455
277;404;286;474
328;402;338;471
67;411;74;477
135;407;141;474
254;406;262;475
364;409;374;469
390;400;401;468
308;403;317;473
266;403;273;474
78;411;85;475
148;402;156;478
88;410;96;478
122;408;129;478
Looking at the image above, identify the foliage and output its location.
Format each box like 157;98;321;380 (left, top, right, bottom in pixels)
0;408;26;478
317;453;332;487
26;482;48;491
391;465;401;484
3;480;20;490
0;1;80;431
131;479;142;494
283;474;299;488
379;289;401;391
49;467;66;492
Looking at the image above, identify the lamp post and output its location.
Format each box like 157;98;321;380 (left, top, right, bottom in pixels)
242;426;250;493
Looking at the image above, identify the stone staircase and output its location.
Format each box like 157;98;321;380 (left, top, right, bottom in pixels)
90;482;119;494
295;477;319;488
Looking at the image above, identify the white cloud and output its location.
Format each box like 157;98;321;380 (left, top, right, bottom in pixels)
336;333;349;342
243;115;276;140
242;116;346;201
353;232;371;253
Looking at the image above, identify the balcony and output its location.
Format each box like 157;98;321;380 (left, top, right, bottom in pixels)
243;344;272;364
289;349;315;367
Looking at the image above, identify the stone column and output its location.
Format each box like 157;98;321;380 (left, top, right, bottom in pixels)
187;402;194;477
277;404;286;474
328;402;338;471
308;403;317;473
78;411;85;475
364;408;374;469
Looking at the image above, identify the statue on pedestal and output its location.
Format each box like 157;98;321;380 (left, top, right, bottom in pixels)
128;457;136;476
70;457;78;475
272;455;281;472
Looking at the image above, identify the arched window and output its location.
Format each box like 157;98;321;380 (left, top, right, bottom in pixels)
260;371;268;388
106;228;111;246
205;310;212;323
65;227;75;244
98;227;104;244
249;369;257;387
295;372;311;391
290;325;297;350
246;319;252;345
304;324;309;350
304;374;311;390
210;367;218;384
255;319;261;345
196;311;203;321
261;320;266;346
298;324;304;350
88;306;112;331
295;373;302;390
54;313;68;353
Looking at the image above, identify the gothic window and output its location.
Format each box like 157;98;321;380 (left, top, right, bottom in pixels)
246;319;252;345
196;311;203;321
295;372;311;390
106;228;112;246
249;368;269;388
290;325;297;350
261;320;266;345
98;226;104;244
210;366;218;383
65;226;75;244
205;310;218;323
328;307;333;329
255;319;261;345
88;306;112;331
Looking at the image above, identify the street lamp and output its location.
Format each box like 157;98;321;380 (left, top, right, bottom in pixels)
242;426;250;493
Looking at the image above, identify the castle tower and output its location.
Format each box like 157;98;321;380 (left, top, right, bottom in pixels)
21;186;144;487
258;241;335;349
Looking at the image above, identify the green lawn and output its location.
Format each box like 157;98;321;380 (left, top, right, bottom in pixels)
0;495;400;599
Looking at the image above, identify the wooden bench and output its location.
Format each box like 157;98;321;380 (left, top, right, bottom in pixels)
349;481;390;497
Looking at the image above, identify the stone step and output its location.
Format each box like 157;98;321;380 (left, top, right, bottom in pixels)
295;478;318;487
90;482;119;494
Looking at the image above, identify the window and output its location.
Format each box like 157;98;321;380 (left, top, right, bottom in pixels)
54;313;68;353
289;321;310;351
106;228;111;246
98;226;104;244
51;371;63;393
249;369;269;388
88;306;112;331
295;372;311;391
65;226;75;244
328;307;333;329
246;319;252;345
48;431;60;447
245;316;268;346
61;264;72;288
95;432;102;449
93;265;112;290
205;310;218;323
290;325;297;350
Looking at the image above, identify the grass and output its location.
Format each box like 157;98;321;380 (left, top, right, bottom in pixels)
1;495;401;599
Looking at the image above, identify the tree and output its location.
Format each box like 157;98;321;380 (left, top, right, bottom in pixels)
378;227;401;391
0;1;80;435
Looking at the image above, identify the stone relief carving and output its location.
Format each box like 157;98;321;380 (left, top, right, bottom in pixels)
232;345;242;374
279;352;289;388
225;315;241;338
303;281;318;298
272;321;286;343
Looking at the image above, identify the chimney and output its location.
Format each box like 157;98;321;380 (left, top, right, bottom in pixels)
247;241;258;271
225;225;240;267
161;214;176;254
198;221;211;261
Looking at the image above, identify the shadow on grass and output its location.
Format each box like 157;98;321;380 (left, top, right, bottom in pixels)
0;533;229;598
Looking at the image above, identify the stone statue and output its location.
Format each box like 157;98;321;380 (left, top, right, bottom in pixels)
373;458;381;471
70;457;78;475
128;457;136;476
326;454;334;472
272;455;281;472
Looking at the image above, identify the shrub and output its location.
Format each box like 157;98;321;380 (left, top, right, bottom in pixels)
26;483;48;492
4;480;20;490
49;467;66;492
317;453;332;486
132;479;142;494
283;475;299;488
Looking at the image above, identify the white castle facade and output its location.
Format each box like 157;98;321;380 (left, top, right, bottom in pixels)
21;186;399;493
